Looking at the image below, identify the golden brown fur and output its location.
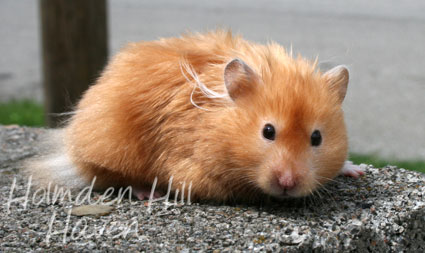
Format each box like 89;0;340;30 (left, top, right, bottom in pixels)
28;30;350;202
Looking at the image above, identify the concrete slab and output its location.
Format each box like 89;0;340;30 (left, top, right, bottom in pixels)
1;126;424;252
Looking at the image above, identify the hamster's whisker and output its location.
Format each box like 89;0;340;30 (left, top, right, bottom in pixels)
49;110;79;117
318;186;333;199
321;188;338;206
310;178;326;202
311;177;338;205
314;187;323;199
315;175;343;185
314;175;335;182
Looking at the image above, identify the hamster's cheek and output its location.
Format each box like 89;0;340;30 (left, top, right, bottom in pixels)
290;175;318;197
313;152;347;184
255;165;280;195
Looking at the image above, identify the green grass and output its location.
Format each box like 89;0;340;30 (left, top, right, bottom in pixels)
0;100;424;173
0;100;45;127
350;153;425;173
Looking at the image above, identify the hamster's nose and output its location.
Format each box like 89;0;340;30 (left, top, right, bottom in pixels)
277;171;298;191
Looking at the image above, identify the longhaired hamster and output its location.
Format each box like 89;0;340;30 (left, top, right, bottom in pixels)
26;30;364;202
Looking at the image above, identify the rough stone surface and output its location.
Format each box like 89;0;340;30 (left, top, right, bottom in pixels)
2;0;425;160
1;125;424;252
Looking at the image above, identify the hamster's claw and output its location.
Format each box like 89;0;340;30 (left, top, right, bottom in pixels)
341;161;366;178
132;187;162;200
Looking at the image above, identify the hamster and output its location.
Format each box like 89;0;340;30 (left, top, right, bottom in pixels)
26;30;364;202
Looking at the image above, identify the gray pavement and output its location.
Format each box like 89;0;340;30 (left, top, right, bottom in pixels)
0;126;424;251
0;0;424;160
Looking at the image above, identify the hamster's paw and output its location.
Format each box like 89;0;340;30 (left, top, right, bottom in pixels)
341;161;366;178
132;186;162;200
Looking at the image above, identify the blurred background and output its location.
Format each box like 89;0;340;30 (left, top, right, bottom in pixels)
0;0;424;172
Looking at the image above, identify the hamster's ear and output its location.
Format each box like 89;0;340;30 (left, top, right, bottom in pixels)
224;58;259;101
324;65;349;103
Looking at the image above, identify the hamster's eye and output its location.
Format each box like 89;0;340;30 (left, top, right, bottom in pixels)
311;130;322;146
262;124;276;141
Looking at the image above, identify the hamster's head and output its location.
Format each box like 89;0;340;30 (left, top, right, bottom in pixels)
222;56;350;199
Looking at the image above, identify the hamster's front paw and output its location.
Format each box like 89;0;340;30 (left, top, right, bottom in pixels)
341;161;366;178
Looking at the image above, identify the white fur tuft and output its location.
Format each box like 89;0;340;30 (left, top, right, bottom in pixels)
23;129;87;189
179;59;228;111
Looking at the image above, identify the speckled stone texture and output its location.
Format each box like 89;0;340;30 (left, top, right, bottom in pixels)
0;125;424;252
